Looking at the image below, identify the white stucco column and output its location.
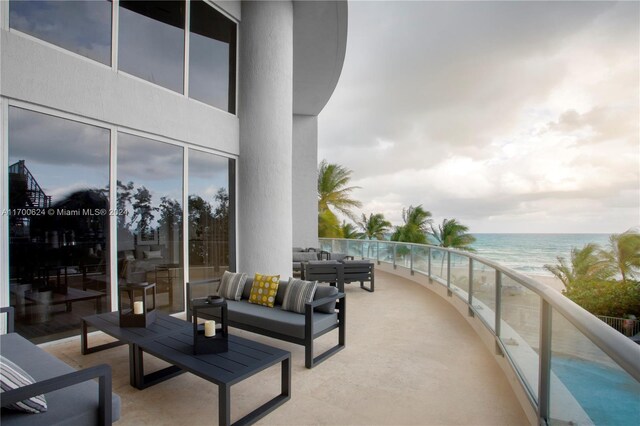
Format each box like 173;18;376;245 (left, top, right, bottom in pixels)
238;1;293;277
292;114;318;248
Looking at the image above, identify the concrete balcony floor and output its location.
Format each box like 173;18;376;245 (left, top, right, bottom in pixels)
44;270;528;425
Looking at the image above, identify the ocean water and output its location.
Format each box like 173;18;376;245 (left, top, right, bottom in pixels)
469;233;611;277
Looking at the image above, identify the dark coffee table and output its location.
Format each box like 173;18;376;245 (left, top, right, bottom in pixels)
136;328;290;426
81;311;291;425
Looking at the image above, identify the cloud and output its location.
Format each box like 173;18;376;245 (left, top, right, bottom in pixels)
319;1;639;233
9;0;111;64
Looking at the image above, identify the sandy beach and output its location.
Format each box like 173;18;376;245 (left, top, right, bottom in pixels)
526;274;566;293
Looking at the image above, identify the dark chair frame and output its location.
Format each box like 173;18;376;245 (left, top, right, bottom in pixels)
186;279;346;369
303;261;345;291
342;261;375;292
0;306;114;426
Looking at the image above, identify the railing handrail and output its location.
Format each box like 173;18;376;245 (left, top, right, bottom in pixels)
319;237;640;383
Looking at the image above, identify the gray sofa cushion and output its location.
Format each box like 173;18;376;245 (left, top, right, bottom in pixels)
314;285;339;313
328;253;352;261
292;252;318;262
0;333;121;426
226;301;337;339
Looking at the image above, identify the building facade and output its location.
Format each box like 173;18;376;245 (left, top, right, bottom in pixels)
0;0;347;342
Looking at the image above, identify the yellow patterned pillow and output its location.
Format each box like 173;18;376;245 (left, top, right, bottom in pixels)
248;273;280;308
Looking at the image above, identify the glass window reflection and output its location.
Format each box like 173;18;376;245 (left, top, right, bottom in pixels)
119;1;185;93
8;107;111;343
9;0;112;65
117;133;184;314
189;1;236;112
188;150;231;281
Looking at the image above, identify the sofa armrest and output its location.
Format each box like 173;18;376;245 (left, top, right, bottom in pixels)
186;278;222;320
1;363;113;426
1;306;15;333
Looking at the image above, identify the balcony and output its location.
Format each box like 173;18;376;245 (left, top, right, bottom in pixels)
43;269;527;424
38;238;639;425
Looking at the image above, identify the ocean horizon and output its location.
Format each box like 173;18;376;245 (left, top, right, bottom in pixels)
469;233;611;277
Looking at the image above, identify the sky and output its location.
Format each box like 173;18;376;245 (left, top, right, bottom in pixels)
318;1;640;234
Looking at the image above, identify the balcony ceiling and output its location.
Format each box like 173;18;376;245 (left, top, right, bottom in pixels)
293;1;348;116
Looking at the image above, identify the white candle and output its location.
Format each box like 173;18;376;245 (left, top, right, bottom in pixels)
133;301;144;315
204;320;216;337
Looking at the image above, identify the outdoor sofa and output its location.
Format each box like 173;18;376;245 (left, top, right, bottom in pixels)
0;307;120;425
187;277;345;368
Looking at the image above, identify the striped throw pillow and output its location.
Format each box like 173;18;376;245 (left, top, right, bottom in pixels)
0;355;48;413
282;278;317;314
217;271;247;301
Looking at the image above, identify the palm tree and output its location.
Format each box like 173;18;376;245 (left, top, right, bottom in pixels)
317;160;362;237
429;218;476;275
318;209;341;238
357;213;391;258
339;221;363;239
429;219;476;251
544;243;613;290
390;205;432;244
602;229;640;283
358;213;391;240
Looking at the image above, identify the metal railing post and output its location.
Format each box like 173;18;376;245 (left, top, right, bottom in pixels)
495;270;502;338
410;245;414;275
427;247;431;279
361;241;365;260
393;244;397;269
376;241;380;265
346;239;350;257
538;300;552;425
446;251;451;295
468;258;474;317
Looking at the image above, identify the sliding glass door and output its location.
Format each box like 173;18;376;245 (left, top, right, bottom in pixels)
117;133;184;314
188;150;234;281
8;107;111;343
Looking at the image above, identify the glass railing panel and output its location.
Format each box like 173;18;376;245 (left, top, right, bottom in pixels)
378;242;394;264
471;261;496;330
347;240;364;259
499;275;540;399
430;248;447;284
550;308;640;426
413;246;430;274
319;240;332;252
449;253;470;297
361;240;378;261
334;240;348;255
394;244;411;268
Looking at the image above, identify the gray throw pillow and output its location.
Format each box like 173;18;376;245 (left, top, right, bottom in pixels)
281;278;317;314
314;285;339;313
0;355;48;413
217;271;247;301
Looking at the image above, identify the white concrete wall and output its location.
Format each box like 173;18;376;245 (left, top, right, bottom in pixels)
292;114;318;248
0;31;239;154
237;1;293;277
214;1;241;21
